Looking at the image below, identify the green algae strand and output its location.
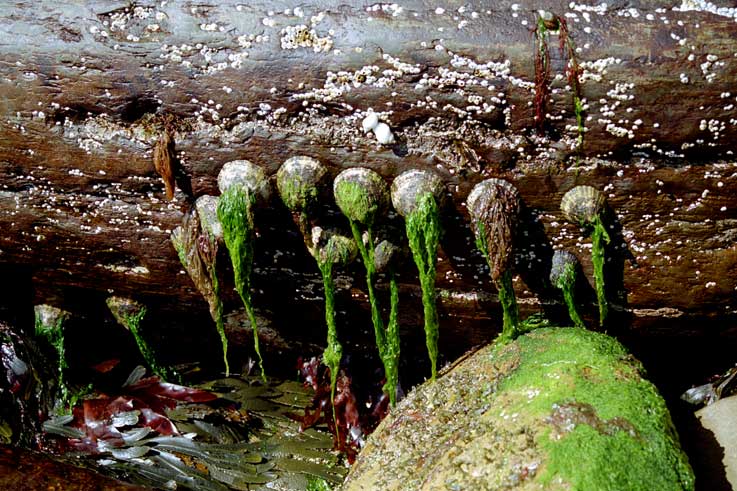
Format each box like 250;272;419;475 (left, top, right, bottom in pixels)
217;186;265;381
561;185;610;328
550;250;586;329
405;193;441;380
334;169;401;406
34;305;70;408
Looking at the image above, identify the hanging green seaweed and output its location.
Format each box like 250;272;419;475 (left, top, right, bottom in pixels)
391;170;444;381
314;234;356;435
560;185;610;327
550;250;586;329
171;202;230;376
106;296;172;381
405;193;441;380
334;168;400;406
34;305;70;407
467;179;522;342
217;186;266;381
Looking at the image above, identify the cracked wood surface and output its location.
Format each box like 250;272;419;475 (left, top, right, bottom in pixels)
0;1;736;358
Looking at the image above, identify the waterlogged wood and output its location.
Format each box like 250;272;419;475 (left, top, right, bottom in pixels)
0;445;149;490
0;1;736;360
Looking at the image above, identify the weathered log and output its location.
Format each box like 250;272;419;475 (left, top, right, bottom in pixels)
0;1;736;365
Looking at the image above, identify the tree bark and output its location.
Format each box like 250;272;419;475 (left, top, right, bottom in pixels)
0;1;736;360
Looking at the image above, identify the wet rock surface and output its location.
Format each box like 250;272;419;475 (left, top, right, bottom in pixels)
343;327;694;491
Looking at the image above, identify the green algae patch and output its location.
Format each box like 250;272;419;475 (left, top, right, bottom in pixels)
343;327;694;491
405;192;441;381
217;186;265;381
591;214;611;327
106;296;172;381
34;305;70;408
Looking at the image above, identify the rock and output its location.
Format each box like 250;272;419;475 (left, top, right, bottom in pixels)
343;327;694;491
696;394;737;488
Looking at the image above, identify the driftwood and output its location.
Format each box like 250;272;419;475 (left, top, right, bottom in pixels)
0;1;736;366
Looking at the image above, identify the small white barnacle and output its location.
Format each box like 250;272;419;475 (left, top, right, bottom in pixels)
362;112;379;133
373;122;395;145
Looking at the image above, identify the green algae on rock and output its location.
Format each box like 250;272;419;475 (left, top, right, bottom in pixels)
334;168;400;406
561;186;610;328
217;160;271;382
467;178;522;342
106;296;172;381
171;203;229;376
343;327;694;491
550;250;586;329
391;170;444;381
34;305;71;408
314;229;357;432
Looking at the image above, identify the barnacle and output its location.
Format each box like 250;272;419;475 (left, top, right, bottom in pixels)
550;250;586;329
560;185;610;327
217;160;271;381
467;178;522;341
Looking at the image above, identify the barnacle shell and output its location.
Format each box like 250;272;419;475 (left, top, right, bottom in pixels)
217;160;271;205
276;156;327;212
333;167;389;224
195;195;223;239
390;169;445;217
106;296;145;331
311;226;357;266
549;250;579;289
560;185;605;224
374;239;400;273
467;178;521;281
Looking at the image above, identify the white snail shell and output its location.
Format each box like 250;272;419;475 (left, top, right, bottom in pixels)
373;122;395;145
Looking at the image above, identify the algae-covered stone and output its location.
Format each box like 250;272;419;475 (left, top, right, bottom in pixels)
343;327;694;491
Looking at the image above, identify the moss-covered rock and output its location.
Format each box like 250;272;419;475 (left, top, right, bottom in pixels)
343;327;694;491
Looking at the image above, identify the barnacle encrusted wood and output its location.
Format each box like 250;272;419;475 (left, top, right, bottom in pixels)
0;1;736;350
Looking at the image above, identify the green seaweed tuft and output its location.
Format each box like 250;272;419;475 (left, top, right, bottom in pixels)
552;260;586;329
347;219;401;407
591;214;611;328
217;186;266;381
122;308;169;380
317;253;342;436
405;192;441;380
335;180;379;227
34;314;69;407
